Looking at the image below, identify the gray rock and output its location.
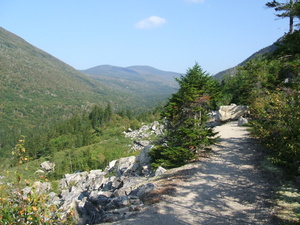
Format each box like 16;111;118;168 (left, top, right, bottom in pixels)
238;116;248;126
85;170;105;191
155;166;167;176
116;156;137;177
102;176;115;192
134;140;151;147
48;192;61;206
62;171;88;189
35;169;45;174
130;183;156;198
32;181;51;194
40;161;55;172
136;145;153;166
105;196;130;210
105;160;117;173
89;194;110;207
21;186;32;199
216;104;249;122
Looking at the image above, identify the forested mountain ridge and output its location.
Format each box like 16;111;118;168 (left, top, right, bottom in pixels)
82;65;180;87
81;65;180;108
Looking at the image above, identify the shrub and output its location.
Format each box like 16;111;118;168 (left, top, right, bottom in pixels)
0;138;76;224
150;145;194;169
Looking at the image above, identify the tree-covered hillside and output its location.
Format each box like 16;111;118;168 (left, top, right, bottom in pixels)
0;27;174;156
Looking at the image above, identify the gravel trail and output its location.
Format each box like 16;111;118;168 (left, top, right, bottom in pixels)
108;121;278;225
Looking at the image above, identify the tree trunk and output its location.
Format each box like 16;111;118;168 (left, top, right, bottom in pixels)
289;15;294;33
289;0;295;33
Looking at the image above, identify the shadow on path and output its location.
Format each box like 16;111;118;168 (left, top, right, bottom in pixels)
108;122;278;225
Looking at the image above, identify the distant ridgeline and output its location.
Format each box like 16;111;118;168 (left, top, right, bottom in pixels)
213;42;278;81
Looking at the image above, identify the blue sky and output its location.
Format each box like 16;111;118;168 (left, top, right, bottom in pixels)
0;0;291;74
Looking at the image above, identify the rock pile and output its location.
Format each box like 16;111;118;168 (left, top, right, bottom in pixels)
124;121;164;152
50;146;159;224
28;122;166;224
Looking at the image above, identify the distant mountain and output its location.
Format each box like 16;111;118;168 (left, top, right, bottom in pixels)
81;65;181;110
81;65;180;87
213;43;278;81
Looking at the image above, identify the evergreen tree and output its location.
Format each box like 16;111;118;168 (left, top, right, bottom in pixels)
266;0;300;33
104;103;113;123
89;105;104;129
150;63;219;168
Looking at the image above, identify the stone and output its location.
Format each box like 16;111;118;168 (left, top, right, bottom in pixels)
105;160;117;173
35;169;45;174
48;192;61;206
150;121;159;131
216;104;249;122
32;181;51;194
22;122;167;224
21;187;32;200
136;145;153;166
63;171;88;188
155;166;167;176
116;156;137;177
238;116;248;126
89;194;110;207
85;170;105;191
101;176;115;191
40;161;55;172
129;183;156;198
134;140;150;147
105;196;130;210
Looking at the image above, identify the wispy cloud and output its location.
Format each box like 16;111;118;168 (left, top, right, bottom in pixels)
185;0;205;3
135;16;167;29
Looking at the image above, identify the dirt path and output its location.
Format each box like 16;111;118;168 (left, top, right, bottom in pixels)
109;121;278;225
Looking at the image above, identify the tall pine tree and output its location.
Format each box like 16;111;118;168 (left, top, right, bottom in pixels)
266;0;300;33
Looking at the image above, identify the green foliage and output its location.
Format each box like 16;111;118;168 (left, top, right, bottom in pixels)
151;63;219;169
221;30;300;175
22;104;114;160
0;142;76;224
251;89;300;172
2;109;158;181
0;184;76;224
150;145;194;169
271;30;300;59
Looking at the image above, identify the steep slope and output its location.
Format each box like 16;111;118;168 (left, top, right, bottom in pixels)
0;27;154;152
213;42;278;81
